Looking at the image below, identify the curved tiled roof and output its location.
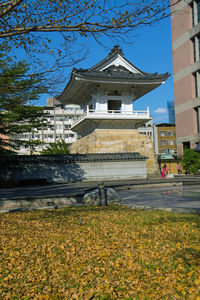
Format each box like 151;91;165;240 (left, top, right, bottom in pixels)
71;45;170;82
88;45;144;73
57;45;170;102
73;68;169;82
0;152;148;164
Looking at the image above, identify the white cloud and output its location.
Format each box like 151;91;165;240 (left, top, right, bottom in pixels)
154;107;167;114
153;115;168;123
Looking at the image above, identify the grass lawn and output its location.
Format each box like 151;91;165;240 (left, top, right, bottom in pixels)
0;205;200;299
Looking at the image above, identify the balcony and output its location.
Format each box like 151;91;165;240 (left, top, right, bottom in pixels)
71;107;150;129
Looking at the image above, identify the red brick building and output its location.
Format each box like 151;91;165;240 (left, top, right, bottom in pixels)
171;0;200;156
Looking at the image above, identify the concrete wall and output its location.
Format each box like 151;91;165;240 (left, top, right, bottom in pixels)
0;154;147;184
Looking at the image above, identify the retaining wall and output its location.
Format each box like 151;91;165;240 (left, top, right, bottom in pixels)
0;153;148;184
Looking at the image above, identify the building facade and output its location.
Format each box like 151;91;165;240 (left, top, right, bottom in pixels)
167;100;175;124
138;120;154;140
17;98;83;155
171;0;200;156
153;123;177;155
58;46;169;177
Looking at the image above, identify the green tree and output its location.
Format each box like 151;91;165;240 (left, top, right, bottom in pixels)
0;47;47;154
41;140;70;155
181;149;200;174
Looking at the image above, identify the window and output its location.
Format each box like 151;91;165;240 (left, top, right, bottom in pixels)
161;140;166;146
191;1;194;26
194;72;200;98
168;140;174;146
193;35;200;62
195;106;200;133
160;131;165;136
197;0;200;23
168;131;173;136
55;125;63;130
55;116;63;121
65;125;71;129
46;115;54;120
108;100;121;112
169;149;175;154
198;36;200;61
191;1;200;26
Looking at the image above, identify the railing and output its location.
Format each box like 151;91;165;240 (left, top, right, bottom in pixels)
87;109;149;116
71;108;150;128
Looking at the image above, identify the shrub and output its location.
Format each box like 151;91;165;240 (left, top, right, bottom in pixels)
181;148;200;174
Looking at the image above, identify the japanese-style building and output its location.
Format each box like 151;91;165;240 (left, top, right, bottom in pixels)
58;46;169;177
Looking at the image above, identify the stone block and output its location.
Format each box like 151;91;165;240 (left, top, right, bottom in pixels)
70;129;160;177
83;188;121;206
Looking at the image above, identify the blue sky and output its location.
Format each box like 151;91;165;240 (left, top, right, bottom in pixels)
39;16;174;123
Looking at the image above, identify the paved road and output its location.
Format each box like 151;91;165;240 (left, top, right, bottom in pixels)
118;185;200;213
0;182;92;199
1;180;200;213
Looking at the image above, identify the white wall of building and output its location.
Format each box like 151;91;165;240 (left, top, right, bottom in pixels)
89;93;134;112
17;101;84;155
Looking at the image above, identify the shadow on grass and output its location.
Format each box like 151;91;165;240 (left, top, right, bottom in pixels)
174;247;200;267
24;205;124;221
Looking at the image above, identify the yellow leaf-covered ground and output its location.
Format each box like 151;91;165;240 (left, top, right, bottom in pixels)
0;206;200;299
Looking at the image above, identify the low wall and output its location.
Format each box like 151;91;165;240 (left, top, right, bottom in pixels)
0;153;148;184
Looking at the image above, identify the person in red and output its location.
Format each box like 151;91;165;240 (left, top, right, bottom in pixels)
161;166;165;178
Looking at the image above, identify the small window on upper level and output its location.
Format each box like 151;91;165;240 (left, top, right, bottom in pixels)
197;1;200;23
168;140;174;146
168;131;173;136
161;140;166;146
160;131;165;136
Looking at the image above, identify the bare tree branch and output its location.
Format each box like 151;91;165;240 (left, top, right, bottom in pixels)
0;0;181;92
0;0;23;18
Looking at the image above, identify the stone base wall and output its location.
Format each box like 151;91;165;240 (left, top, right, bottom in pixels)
71;129;160;178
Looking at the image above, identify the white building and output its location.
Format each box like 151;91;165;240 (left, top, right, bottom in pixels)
17;97;83;154
58;46;169;137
